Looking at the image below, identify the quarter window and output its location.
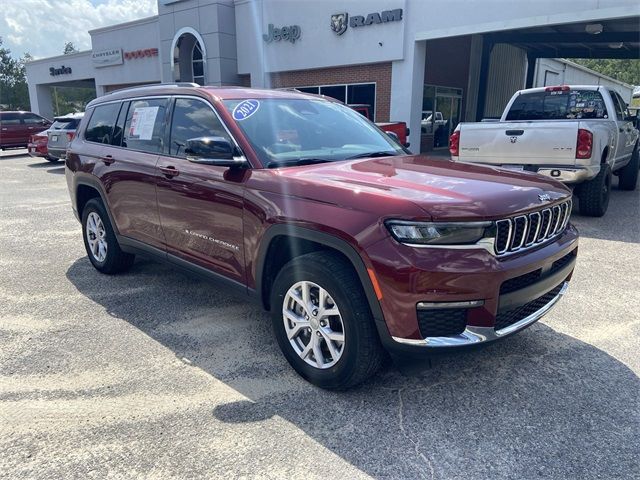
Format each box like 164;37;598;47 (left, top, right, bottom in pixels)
169;98;231;157
85;103;120;144
23;114;46;124
122;98;169;154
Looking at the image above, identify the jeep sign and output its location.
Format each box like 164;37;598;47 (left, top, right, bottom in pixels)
331;8;403;35
263;24;302;44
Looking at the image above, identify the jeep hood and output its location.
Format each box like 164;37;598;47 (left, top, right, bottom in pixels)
275;155;571;220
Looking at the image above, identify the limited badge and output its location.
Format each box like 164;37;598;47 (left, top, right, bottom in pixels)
232;99;260;121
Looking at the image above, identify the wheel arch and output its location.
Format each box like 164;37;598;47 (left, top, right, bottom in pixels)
255;225;387;332
75;177;120;236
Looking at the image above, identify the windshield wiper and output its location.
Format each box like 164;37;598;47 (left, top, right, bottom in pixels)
266;158;334;168
344;151;399;160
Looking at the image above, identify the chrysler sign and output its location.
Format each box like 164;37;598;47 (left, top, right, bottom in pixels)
92;48;123;68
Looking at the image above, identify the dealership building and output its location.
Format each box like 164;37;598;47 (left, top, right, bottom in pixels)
25;0;639;152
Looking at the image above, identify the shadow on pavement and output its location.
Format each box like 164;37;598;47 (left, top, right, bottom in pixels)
66;257;640;479
570;185;639;244
27;161;62;169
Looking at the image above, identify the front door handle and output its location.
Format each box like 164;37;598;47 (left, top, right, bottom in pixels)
101;155;115;165
160;166;179;178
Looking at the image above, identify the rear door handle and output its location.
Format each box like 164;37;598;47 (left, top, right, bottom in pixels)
101;155;115;165
160;166;179;178
505;130;524;136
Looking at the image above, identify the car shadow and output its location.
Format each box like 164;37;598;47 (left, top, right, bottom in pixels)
46;167;66;175
26;160;62;169
65;257;639;479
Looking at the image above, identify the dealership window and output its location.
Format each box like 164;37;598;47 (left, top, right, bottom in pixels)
173;29;206;85
192;43;204;86
295;83;376;120
422;85;463;149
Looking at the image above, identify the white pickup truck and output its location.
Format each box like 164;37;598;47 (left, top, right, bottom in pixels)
450;85;639;216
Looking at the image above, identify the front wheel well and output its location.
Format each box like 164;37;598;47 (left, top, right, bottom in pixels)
76;184;101;217
260;235;354;311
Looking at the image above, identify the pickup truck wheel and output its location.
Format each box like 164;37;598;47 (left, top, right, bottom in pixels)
618;147;639;191
577;165;611;217
270;251;384;390
81;198;135;274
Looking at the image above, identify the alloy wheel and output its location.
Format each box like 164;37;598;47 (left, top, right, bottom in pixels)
86;211;108;262
282;281;345;369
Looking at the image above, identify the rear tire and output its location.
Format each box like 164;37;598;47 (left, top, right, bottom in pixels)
81;198;134;274
270;251;384;390
618;146;639;191
577;165;611;217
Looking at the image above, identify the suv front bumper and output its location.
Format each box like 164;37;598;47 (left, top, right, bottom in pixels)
364;225;578;354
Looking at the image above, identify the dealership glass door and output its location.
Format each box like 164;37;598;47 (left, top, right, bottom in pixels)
434;88;462;149
422;85;463;151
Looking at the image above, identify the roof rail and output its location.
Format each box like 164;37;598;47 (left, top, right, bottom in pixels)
106;82;200;95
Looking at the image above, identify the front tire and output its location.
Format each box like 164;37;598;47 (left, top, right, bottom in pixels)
270;251;384;390
618;146;639;191
577;165;611;217
81;198;134;274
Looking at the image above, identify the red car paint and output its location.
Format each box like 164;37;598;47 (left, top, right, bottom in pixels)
28;131;50;158
65;85;578;354
348;104;409;146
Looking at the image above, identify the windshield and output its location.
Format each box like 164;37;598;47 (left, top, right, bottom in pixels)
222;98;404;167
51;118;80;130
506;89;609;121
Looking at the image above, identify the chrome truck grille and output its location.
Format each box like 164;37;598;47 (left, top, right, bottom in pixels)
494;200;572;255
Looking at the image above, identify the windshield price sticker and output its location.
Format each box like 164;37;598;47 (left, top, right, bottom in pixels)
233;100;260;121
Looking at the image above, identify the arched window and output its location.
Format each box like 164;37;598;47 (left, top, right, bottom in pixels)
192;42;204;86
171;28;206;85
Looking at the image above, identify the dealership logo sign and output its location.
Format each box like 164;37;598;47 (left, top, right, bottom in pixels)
124;48;159;60
92;48;123;68
330;8;403;35
263;24;301;44
49;65;72;76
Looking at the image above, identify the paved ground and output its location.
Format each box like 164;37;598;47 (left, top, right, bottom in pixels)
1;153;638;479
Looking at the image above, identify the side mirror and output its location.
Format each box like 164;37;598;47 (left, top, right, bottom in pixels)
185;137;247;168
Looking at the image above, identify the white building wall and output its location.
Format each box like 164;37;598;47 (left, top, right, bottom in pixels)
534;58;634;102
89;16;162;91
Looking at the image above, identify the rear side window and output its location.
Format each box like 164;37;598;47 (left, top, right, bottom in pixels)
168;98;231;157
122;98;168;154
85;103;120;144
506;90;609;121
23;113;47;125
1;113;21;125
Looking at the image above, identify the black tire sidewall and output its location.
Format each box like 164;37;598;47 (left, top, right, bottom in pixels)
270;256;373;389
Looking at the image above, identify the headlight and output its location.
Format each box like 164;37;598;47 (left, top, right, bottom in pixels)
385;221;491;245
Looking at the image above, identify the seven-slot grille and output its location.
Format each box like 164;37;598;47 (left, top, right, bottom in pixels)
494;199;572;255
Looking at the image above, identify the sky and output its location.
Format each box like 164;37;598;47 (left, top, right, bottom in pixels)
1;0;159;59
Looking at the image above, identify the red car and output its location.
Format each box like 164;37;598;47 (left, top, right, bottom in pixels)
1;111;52;149
65;85;578;389
27;131;52;160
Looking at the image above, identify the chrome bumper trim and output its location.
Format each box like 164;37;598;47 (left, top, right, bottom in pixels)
392;282;569;348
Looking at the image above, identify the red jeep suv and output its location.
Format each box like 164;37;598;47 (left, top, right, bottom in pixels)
65;84;578;389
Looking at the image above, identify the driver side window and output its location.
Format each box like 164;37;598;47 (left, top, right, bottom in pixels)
169;98;231;157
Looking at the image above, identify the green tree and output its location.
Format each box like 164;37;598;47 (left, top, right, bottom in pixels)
0;37;30;110
63;41;78;55
570;59;640;86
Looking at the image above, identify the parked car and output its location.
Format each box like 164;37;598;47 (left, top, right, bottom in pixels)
27;130;53;161
347;103;409;147
450;85;639;217
421;110;446;134
66;84;578;389
0;111;52;149
47;113;84;161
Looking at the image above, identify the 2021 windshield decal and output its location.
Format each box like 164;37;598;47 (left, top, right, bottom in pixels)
232;100;260;121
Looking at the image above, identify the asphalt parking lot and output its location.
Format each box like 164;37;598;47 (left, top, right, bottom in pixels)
1;151;638;479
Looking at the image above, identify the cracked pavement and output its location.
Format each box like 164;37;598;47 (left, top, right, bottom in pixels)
1;153;639;479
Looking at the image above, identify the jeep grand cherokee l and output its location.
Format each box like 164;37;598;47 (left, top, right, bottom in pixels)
65;84;579;389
